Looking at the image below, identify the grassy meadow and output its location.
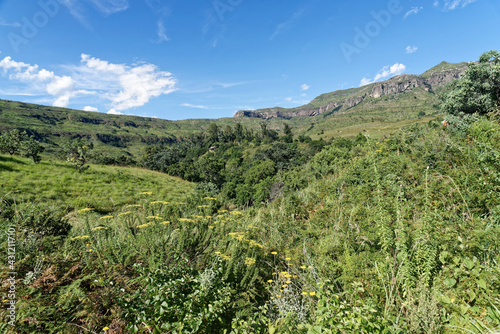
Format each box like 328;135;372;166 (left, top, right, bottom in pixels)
0;154;193;212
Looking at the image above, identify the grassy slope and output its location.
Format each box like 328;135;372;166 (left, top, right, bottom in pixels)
0;153;194;212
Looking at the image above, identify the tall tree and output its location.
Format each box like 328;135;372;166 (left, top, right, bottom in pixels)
441;50;500;116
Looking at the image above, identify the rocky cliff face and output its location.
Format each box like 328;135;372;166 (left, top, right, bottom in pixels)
234;62;468;119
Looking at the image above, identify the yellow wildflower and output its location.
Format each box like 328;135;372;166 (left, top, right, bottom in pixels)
118;211;132;216
146;216;163;220
309;292;316;296
271;251;277;255
77;208;93;213
92;226;107;231
160;221;170;225
138;192;153;195
126;205;142;208
244;257;256;266
302;292;308;295
285;257;291;261
99;215;114;220
267;280;273;283
230;211;243;216
218;209;228;213
103;327;109;331
208;226;214;229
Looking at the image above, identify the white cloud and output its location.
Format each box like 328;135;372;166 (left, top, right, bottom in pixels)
107;109;124;115
157;20;169;43
360;78;373;87
182;103;209;109
406;46;418;54
0;54;177;111
88;0;128;15
301;84;310;91
0;17;20;27
284;97;292;102
360;63;407;86
434;0;478;10
270;9;305;40
83;106;98;112
404;6;423;19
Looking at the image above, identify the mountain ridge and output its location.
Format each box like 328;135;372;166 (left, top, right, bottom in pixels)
234;61;469;119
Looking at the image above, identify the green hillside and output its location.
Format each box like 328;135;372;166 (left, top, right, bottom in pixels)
0;153;194;212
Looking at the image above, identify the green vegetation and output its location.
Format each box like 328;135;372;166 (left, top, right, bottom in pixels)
0;154;193;212
0;51;499;333
441;50;500;116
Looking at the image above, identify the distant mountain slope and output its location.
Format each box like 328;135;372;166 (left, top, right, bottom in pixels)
0;60;471;158
234;61;468;119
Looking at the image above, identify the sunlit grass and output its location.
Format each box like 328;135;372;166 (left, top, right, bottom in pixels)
0;154;194;212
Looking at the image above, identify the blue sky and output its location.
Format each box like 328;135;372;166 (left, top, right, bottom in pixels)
0;0;498;120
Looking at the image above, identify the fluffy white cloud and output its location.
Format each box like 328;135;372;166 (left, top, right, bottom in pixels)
301;84;310;91
83;106;98;112
0;54;177;111
406;46;418;54
107;109;124;115
360;63;407;86
0;56;74;107
285;97;292;102
404;6;423;19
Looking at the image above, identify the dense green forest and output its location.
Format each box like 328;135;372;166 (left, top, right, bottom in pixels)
0;51;499;333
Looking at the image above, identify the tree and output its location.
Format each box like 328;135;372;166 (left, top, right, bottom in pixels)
64;138;94;173
22;137;44;163
441;50;500;116
282;123;293;143
0;129;27;155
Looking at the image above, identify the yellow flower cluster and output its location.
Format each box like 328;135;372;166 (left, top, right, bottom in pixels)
146;216;163;220
218;209;228;213
99;215;114;220
92;226;107;231
126;205;142;208
118;211;132;216
228;232;245;241
197;205;209;208
77;208;93;213
204;197;217;200
248;240;263;249
138;192;153;196
71;235;90;240
137;222;155;229
160;221;170;225
245;257;256;266
230;211;243;216
178;218;195;223
302;291;316;296
151;201;169;205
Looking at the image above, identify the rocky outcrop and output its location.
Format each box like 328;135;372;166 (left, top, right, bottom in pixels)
235;62;467;119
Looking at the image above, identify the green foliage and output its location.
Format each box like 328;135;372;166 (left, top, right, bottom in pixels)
120;259;233;333
63;138;94;173
0;129;26;155
441;50;500;116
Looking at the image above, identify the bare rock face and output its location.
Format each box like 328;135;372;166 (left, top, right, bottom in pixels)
234;62;468;119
